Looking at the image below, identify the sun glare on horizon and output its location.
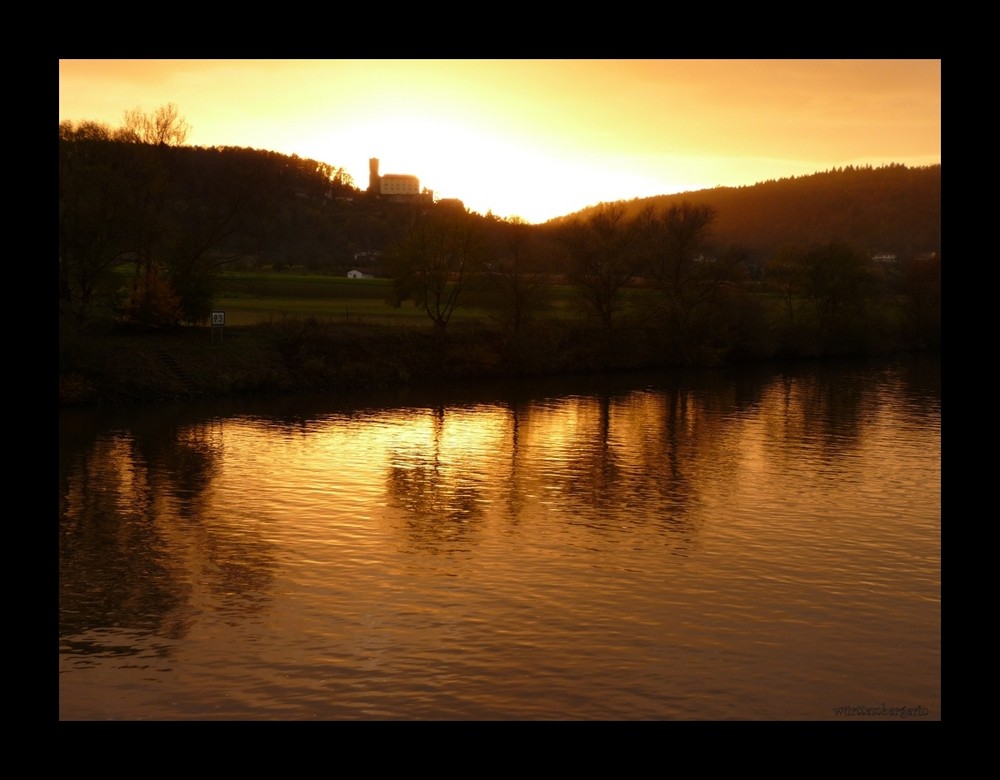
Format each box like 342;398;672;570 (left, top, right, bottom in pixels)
58;59;941;224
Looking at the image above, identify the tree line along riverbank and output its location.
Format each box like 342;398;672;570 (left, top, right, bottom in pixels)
58;308;939;407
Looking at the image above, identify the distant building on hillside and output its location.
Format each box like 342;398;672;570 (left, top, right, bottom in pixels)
380;173;420;195
368;157;433;202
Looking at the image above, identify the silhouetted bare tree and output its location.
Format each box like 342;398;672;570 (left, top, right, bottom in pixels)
562;201;637;333
115;103;191;146
387;207;487;333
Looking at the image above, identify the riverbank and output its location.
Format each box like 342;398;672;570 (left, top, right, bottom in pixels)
59;316;935;407
58;318;604;406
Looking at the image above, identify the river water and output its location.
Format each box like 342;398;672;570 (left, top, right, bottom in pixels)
58;356;941;720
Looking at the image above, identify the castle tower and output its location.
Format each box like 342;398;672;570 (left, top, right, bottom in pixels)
368;158;380;194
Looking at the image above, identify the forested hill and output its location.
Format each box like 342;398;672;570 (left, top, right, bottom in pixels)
554;164;941;260
60;117;940;306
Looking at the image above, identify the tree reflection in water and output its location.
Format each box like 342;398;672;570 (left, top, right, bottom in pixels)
60;414;277;657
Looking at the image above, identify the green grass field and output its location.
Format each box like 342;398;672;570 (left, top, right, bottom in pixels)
213;272;432;327
211;271;588;328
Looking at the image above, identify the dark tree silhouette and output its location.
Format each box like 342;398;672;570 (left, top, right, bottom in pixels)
115;103;191;146
59;123;134;318
386;207;486;333
561;201;637;333
480;215;549;340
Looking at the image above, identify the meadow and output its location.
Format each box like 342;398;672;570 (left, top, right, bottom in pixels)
61;266;933;407
212;272;420;326
211;270;585;327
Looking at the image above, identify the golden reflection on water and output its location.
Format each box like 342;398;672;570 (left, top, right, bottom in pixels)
60;359;940;720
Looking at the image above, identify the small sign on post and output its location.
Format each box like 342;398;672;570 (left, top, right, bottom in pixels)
211;310;225;343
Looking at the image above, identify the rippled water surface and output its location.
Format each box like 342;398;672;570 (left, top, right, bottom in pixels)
59;357;941;720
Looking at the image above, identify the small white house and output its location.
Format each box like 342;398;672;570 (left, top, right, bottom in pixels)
347;269;374;279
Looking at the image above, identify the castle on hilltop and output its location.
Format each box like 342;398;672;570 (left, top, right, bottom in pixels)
368;158;433;203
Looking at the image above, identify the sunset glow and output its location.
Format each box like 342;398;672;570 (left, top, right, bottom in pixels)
58;59;941;224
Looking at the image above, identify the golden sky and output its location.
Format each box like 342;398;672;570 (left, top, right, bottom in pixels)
58;59;941;224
